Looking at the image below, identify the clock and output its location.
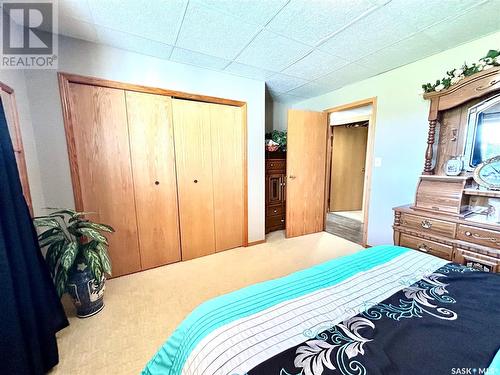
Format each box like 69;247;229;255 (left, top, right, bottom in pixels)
473;155;500;190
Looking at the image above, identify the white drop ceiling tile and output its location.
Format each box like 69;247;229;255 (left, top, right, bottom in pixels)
316;63;375;91
96;26;173;60
171;47;230;70
176;2;261;60
88;0;187;45
318;2;419;61
266;73;309;93
267;0;375;46
422;1;500;50
390;0;484;31
192;0;288;26
236;30;311;71
356;33;442;74
224;62;276;81
59;17;98;42
282;49;350;80
286;81;333;98
59;0;94;23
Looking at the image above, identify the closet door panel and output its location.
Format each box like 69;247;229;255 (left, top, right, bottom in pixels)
172;99;215;260
125;92;181;269
209;103;244;251
68;83;141;276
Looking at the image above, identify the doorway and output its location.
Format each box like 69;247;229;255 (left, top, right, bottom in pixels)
324;99;376;246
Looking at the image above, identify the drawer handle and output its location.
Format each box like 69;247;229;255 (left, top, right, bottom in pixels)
270;163;274;167
464;231;499;245
418;243;429;253
281;219;285;222
421;220;432;229
273;209;278;213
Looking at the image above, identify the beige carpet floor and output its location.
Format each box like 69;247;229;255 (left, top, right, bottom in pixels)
49;230;363;375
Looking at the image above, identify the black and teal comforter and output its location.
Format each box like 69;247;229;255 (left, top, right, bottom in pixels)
143;245;500;375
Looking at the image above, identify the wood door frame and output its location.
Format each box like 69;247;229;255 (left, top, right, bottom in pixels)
324;97;377;247
0;81;33;215
58;72;248;247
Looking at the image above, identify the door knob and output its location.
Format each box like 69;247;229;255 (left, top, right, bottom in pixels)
154;181;160;185
193;179;198;183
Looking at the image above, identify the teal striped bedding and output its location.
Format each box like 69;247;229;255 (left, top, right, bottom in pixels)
142;245;453;375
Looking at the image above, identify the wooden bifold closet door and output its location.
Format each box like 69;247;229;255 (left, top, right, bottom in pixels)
67;83;142;276
125;92;181;269
67;84;181;276
172;99;244;260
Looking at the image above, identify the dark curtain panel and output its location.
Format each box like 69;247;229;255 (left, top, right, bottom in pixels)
0;100;68;374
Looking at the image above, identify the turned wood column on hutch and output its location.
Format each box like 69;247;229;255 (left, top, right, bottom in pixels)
393;67;500;273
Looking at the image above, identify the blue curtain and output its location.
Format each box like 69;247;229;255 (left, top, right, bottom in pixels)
0;99;68;373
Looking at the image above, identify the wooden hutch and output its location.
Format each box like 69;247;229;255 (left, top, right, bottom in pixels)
393;67;500;272
265;150;286;233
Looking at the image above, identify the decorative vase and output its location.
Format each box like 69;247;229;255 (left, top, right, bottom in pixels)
67;258;106;318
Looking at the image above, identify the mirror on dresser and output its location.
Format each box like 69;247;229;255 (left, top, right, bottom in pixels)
464;93;500;171
393;66;500;273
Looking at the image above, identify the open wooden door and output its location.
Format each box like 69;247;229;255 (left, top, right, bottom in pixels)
286;109;327;238
329;126;368;212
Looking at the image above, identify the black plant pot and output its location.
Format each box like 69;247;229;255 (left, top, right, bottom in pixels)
67;259;105;318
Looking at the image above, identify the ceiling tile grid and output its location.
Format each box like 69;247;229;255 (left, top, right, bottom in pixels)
87;0;188;45
266;73;309;93
50;0;500;103
191;0;289;26
96;26;174;60
175;1;262;60
171;47;230;69
224;62;276;81
266;0;377;46
282;49;350;80
235;29;312;71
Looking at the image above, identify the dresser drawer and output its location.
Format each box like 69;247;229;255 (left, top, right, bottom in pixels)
454;248;499;273
266;204;284;217
266;214;285;230
400;213;456;237
266;159;286;172
457;225;500;249
399;234;453;260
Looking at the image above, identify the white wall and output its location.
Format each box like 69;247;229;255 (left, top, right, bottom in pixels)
272;101;289;131
290;31;500;246
21;36;266;242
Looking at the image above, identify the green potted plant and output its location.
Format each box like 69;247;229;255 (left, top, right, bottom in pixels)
34;209;114;318
268;130;287;151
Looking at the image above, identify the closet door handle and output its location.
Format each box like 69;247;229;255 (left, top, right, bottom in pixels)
193;179;198;183
154;181;160;185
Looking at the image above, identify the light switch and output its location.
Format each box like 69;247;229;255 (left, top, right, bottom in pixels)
374;157;382;167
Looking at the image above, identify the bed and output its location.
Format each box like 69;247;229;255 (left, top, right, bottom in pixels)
142;245;500;375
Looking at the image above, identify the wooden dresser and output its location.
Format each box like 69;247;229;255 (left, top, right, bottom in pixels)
393;67;500;273
265;153;286;233
394;205;500;272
